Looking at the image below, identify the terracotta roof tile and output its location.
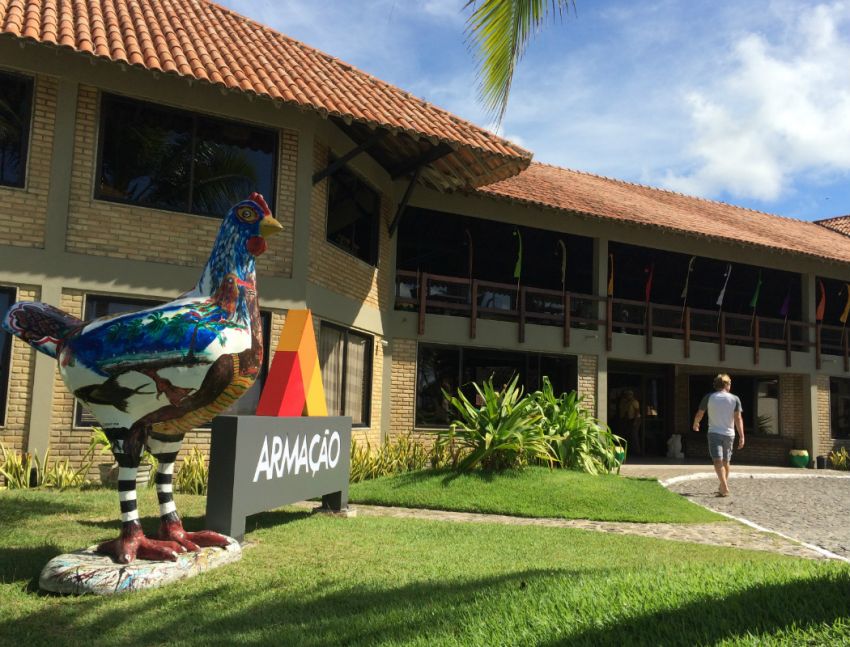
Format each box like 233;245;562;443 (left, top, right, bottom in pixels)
815;215;850;237
478;163;850;266
0;0;532;187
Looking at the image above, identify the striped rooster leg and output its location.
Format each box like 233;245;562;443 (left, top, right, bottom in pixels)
96;428;185;564
149;433;230;551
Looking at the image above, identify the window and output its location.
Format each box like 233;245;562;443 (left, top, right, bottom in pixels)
319;323;372;426
75;295;162;427
326;161;379;265
0;72;33;188
830;378;850;440
416;343;577;427
97;94;277;217
0;287;15;425
755;378;779;435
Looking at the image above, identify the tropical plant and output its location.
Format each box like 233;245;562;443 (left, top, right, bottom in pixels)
0;443;91;490
349;433;446;483
0;443;38;488
437;375;557;471
828;446;850;471
175;447;209;495
530;377;623;474
43;457;89;490
465;0;576;124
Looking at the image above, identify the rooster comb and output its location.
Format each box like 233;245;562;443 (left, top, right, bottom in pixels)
248;192;271;217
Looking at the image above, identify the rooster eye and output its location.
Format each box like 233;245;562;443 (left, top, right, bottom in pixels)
237;206;259;223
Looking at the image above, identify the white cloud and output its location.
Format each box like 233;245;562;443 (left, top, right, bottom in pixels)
661;2;850;201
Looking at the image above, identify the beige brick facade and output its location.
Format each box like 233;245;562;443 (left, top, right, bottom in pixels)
49;289;85;463
0;74;55;249
64;86;295;278
815;374;834;457
577;354;598;417
0;285;40;452
389;338;417;441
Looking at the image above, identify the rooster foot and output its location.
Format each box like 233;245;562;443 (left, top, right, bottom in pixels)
97;522;187;564
159;518;231;552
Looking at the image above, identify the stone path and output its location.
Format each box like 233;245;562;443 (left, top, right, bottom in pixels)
667;473;850;560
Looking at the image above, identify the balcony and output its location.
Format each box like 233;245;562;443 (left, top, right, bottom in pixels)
396;270;850;371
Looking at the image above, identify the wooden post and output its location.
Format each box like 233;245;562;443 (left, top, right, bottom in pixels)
470;279;478;339
753;315;760;365
785;321;792;368
606;297;613;351
563;292;571;347
418;272;428;336
684;306;691;358
816;323;822;370
844;327;849;373
645;303;653;354
719;313;726;362
518;286;526;343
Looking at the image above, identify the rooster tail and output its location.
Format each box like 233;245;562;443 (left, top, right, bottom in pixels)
2;301;84;359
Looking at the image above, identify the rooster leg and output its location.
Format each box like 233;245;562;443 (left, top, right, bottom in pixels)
148;433;230;551
95;427;186;564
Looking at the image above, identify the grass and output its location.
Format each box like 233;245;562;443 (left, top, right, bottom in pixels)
1;488;848;646
349;466;724;523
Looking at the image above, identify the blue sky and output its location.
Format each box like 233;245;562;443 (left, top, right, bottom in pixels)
220;0;850;222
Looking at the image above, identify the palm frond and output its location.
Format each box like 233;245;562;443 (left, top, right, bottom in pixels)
465;0;575;124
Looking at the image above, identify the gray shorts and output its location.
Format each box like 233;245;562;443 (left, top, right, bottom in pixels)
707;432;734;462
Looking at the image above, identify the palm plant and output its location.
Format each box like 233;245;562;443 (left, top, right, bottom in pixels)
465;0;576;124
530;377;623;474
438;375;558;471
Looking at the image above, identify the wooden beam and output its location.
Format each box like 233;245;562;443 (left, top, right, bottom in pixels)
390;143;453;179
388;165;422;236
311;130;387;184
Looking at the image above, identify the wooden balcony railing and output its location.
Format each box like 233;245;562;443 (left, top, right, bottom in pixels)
395;270;845;371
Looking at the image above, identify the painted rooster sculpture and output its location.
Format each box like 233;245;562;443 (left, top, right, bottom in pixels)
2;193;282;563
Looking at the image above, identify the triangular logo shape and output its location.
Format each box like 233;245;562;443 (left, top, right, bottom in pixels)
256;310;328;417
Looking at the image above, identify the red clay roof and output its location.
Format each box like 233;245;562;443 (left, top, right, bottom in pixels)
0;0;531;187
816;215;850;237
478;163;850;265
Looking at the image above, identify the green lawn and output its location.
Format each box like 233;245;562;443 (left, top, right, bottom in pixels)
349;467;723;523
1;489;848;646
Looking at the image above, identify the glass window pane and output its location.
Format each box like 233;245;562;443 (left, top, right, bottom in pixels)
416;344;460;427
98;95;192;211
319;326;344;416
0;287;14;425
192;117;277;216
327;164;379;265
0;72;33;187
345;332;370;425
756;378;779;435
830;378;850;440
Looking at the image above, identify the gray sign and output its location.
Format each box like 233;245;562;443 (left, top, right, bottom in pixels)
205;415;352;540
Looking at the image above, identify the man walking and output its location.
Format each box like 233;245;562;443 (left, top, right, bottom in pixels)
692;374;745;497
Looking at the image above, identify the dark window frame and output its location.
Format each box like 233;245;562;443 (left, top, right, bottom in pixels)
325;160;380;266
0;70;34;189
0;286;16;426
95;93;279;217
830;377;850;440
320;322;373;427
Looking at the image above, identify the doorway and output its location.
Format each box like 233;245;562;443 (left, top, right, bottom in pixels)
608;361;673;457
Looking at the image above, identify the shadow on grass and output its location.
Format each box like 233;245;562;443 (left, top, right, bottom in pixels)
2;564;847;646
78;509;312;536
0;545;65;591
0;496;85;524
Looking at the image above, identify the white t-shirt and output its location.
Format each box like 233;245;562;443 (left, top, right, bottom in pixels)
699;391;742;438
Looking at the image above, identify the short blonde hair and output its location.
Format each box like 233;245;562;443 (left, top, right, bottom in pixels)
713;373;732;390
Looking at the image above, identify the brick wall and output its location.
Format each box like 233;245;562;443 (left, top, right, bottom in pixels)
49;289;85;463
779;374;804;445
0;285;40;452
577;354;597;417
64;86;295;278
307;141;392;311
815;374;841;458
0;75;55;249
389;338;417;441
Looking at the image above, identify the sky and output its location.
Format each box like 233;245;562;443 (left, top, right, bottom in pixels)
219;0;850;222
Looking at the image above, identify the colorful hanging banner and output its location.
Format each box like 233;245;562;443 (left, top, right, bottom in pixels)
680;256;696;300
716;264;732;307
816;280;826;321
513;229;523;281
749;270;763;309
607;253;614;297
644;263;655;303
840;284;850;325
557;239;567;289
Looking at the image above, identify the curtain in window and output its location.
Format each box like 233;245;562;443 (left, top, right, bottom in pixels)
320;326;344;415
345;334;367;424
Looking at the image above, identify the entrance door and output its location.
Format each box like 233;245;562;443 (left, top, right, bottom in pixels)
608;363;671;457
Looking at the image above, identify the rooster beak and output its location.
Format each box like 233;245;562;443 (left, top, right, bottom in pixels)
260;215;283;238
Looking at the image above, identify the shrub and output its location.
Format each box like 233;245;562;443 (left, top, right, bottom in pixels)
350;433;445;483
0;443;89;490
530;378;623;474
175;447;209;495
828;446;850;471
437;375;558;472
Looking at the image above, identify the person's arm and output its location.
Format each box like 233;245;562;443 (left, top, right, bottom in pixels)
735;410;745;449
692;409;705;432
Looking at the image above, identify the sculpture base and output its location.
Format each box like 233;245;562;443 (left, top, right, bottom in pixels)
39;537;241;595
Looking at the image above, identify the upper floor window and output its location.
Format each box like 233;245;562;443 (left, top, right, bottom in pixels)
319;323;372;426
0;72;33;188
97;94;277;217
0;287;15;425
326;161;379;265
